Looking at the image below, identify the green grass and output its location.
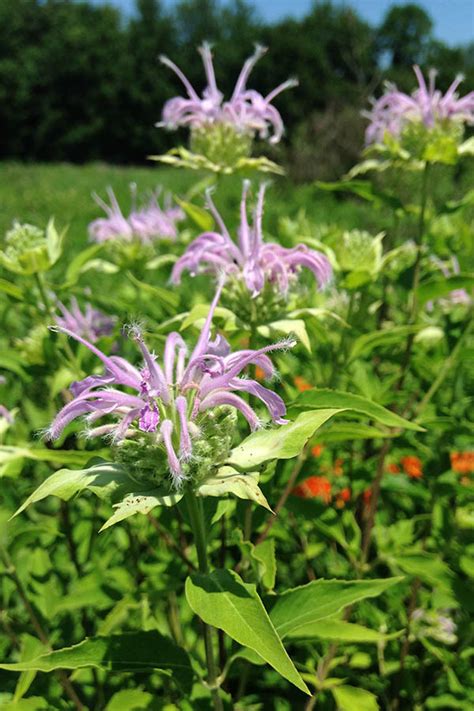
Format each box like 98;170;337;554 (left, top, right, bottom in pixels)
0;162;383;252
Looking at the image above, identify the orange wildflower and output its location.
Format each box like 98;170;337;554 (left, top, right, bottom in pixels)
292;476;332;503
335;487;351;508
401;455;423;479
450;451;474;475
255;366;266;381
388;463;400;474
311;444;324;458
293;376;312;392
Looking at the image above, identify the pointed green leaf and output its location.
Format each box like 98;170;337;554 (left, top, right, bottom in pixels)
0;631;193;693
100;490;182;531
270;578;403;638
185;569;309;694
196;466;271;510
227;409;343;470
332;685;379;711
11;461;133;519
286;619;402;643
291;389;423;432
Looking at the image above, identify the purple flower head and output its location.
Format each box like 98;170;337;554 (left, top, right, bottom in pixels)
159;43;298;144
171;181;332;298
365;66;474;145
89;186;185;244
55;298;116;343
48;282;294;488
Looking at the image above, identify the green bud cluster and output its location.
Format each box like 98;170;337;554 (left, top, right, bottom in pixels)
334;229;383;275
223;276;289;326
0;219;63;275
113;436;169;488
182;406;238;483
190;122;253;168
112;406;238;489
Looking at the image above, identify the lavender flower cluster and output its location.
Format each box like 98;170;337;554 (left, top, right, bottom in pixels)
48;283;293;488
55;298;116;344
365;66;474;145
172;181;332;297
89;187;184;244
158;43;297;145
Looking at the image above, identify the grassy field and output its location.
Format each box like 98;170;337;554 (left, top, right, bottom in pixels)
0;161;387;250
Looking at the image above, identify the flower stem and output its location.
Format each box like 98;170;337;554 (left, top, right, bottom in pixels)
185;492;223;711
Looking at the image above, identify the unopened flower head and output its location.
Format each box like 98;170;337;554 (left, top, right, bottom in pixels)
171;181;332;299
364;66;474;145
48;282;294;488
159;43;297;145
88;186;185;244
55;298;116;343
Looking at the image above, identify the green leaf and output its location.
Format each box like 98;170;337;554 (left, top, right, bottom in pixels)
417;274;473;306
313;422;394;442
0;278;24;300
286;619;402;643
252;539;277;591
174;197;214;231
126;272;179;313
100;489;183;531
458;136;474;156
350;326;423;361
62;244;103;286
196;466;271;510
290;389;423;432
0;355;31;382
0;631;193;693
181;304;238;333
11;461;134;518
105;689;153;711
332;685;379;711
227;409;344;470
185;569;309;694
270;578;403;638
258;319;311;352
315;180;403;211
0;446;109;477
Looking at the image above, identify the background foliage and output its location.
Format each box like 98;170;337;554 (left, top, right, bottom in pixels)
1;0;474;178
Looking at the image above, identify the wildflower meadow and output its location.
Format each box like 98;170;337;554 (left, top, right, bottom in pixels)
0;26;473;711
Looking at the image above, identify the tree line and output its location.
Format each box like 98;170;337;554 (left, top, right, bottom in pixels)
1;0;473;177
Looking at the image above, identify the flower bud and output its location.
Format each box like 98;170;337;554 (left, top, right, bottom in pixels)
0;219;63;275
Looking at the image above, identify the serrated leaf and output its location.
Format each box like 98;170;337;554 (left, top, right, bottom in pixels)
227;409;344;470
11;461;134;519
0;631;193;693
291;389;423;432
196;466;271;510
270;578;403;638
185;569;309;694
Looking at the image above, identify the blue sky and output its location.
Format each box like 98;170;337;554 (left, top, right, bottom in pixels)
93;0;474;46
